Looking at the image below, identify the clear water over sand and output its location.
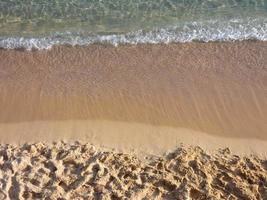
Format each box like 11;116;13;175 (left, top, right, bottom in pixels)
0;0;267;49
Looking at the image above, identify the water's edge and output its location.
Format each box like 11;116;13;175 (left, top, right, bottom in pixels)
1;18;266;50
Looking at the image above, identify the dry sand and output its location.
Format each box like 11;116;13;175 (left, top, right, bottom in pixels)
0;142;266;199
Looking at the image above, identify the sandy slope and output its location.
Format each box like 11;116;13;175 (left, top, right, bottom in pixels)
0;42;267;199
0;142;266;200
0;41;267;156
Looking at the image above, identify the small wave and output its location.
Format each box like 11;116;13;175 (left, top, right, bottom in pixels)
0;18;266;50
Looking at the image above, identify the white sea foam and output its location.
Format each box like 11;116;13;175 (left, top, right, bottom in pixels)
0;18;266;50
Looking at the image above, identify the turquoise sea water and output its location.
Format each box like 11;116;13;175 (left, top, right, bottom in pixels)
0;0;267;49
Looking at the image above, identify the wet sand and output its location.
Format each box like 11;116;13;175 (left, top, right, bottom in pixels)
0;41;267;155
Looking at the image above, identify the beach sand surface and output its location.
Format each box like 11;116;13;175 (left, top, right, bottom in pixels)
0;42;267;156
0;142;266;199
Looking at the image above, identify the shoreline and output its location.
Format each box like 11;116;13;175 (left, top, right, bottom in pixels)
0;39;266;52
0;41;266;156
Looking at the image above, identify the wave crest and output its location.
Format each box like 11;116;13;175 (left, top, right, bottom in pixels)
1;18;266;50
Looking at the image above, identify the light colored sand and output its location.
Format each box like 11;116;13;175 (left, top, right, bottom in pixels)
0;120;267;158
0;142;266;199
0;42;267;199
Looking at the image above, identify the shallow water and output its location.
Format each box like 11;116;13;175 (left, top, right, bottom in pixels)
0;0;267;49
